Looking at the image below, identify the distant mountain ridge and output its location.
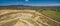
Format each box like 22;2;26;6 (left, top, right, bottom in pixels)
0;5;60;10
0;5;60;8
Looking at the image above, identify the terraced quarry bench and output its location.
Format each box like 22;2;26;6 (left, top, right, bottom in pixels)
0;10;60;26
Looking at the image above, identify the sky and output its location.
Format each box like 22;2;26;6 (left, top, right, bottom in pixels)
0;0;60;6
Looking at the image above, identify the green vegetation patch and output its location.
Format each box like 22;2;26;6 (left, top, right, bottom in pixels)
41;10;60;22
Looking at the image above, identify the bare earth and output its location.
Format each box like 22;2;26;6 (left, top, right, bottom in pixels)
0;10;60;26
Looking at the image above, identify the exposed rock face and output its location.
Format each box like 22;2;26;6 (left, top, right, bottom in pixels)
0;10;60;26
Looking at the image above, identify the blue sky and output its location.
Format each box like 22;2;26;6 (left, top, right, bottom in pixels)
0;0;60;6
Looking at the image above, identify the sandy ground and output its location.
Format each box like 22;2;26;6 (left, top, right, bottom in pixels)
0;10;60;26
